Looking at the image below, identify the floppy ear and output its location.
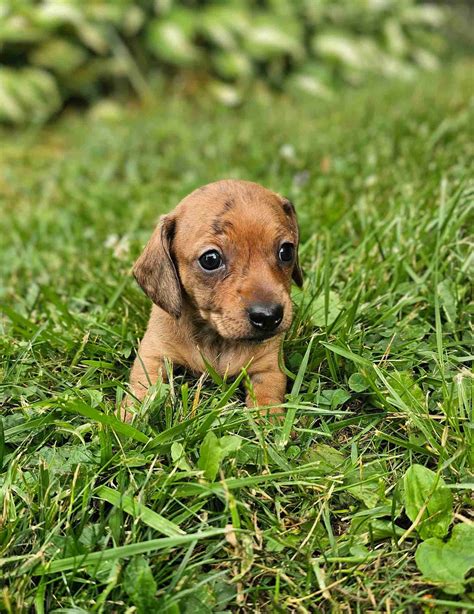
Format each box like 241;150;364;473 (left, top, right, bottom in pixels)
133;215;182;317
282;199;304;287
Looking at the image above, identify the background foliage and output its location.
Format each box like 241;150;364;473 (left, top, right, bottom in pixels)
0;0;459;123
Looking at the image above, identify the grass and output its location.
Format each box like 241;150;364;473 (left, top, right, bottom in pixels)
1;61;473;612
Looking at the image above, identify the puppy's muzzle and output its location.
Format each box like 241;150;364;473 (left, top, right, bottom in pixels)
247;302;283;334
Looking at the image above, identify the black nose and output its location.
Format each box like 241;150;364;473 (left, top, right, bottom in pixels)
248;303;284;332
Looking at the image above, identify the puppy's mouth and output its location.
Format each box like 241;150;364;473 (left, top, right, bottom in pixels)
238;329;281;343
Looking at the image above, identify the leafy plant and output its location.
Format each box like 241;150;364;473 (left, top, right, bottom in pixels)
400;464;474;595
402;464;453;540
198;432;241;481
415;524;474;595
0;0;453;123
123;556;159;612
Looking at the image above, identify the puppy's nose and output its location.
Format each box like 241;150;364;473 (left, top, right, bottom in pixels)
248;303;283;332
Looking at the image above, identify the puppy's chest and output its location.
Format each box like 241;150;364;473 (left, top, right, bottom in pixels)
176;336;256;377
224;346;264;377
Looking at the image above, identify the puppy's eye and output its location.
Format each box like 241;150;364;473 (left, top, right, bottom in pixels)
199;249;223;271
278;242;294;263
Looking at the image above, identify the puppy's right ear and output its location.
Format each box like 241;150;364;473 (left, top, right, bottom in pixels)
282;198;304;288
133;215;182;318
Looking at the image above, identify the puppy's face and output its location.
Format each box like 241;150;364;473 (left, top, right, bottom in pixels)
134;180;303;342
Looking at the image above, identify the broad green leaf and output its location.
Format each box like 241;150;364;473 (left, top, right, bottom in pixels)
0;67;60;124
200;10;237;49
345;461;386;508
387;370;425;410
171;442;192;471
147;17;199;66
35;3;83;28
218;435;242;457
209;81;241;107
351;517;404;544
37;444;97;475
402;4;445;27
313;33;364;69
244;18;304;61
305;444;346;475
384;18;407;56
74;22;109;55
348;373;370;392
198;432;221;482
123;6;145;36
88;99;124;122
30;39;86;75
322;388;351;408
402;465;453;539
199;5;250;40
213;51;253;80
288;72;333;99
413;48;440;72
123;556;158;612
309;291;342;327
415;523;474;594
198;432;242;482
180;575;236;612
0;15;46;45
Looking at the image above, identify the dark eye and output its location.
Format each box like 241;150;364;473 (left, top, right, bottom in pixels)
278;242;294;263
199;249;223;271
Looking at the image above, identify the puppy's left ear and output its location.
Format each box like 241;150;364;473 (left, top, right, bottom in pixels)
282;198;304;287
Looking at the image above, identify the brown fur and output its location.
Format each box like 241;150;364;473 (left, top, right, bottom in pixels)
125;179;302;420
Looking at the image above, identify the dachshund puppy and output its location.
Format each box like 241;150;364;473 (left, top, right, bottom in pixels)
125;179;302;420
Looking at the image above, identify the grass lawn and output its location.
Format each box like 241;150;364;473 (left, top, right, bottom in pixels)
1;61;473;612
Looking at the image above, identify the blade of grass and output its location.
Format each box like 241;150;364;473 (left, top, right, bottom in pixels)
95;485;184;536
63;400;150;444
33;528;228;575
319;342;372;368
279;335;315;447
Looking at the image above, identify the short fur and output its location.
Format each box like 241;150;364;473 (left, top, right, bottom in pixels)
125;179;302;420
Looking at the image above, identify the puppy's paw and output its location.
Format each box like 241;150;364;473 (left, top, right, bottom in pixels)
259;405;285;423
120;396;135;422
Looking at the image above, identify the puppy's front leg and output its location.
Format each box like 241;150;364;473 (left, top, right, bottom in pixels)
246;364;286;420
129;349;166;401
123;333;166;421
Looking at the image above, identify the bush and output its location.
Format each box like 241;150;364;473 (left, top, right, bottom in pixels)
0;0;449;123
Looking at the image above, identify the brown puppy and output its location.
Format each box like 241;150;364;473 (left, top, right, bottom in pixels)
125;179;302;420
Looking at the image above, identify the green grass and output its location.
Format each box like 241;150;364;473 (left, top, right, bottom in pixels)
1;61;473;612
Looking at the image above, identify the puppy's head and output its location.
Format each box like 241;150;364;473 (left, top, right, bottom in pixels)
134;179;303;341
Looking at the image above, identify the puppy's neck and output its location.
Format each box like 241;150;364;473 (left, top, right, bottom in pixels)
186;305;225;349
180;302;251;357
